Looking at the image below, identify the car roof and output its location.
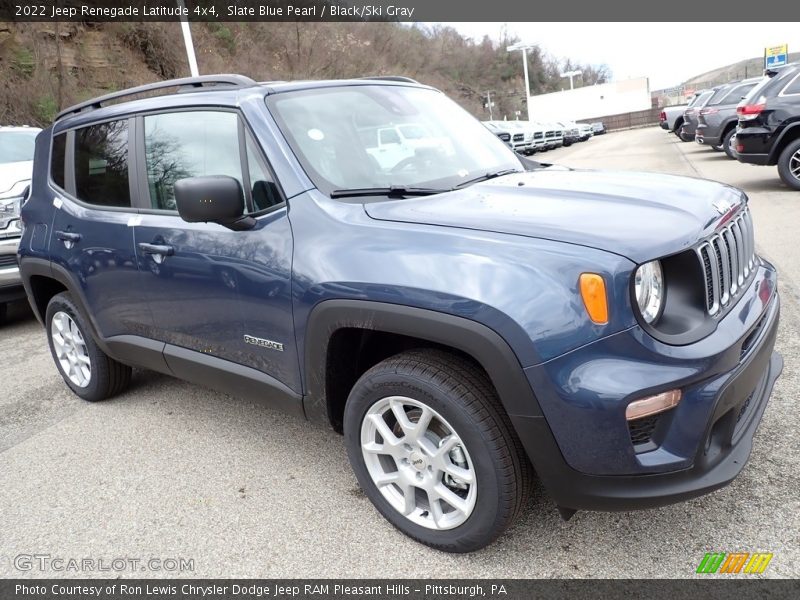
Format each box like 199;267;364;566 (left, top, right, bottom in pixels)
53;74;434;132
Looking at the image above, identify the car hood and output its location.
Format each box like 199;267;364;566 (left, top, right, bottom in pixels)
0;161;33;195
363;169;745;263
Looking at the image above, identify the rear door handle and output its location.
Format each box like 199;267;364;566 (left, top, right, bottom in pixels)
55;230;81;249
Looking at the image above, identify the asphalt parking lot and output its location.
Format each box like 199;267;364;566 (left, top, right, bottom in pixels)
1;126;798;579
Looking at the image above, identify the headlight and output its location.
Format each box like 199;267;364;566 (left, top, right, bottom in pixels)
0;196;22;230
634;260;664;324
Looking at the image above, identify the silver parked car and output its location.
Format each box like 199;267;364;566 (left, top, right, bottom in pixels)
0;125;40;322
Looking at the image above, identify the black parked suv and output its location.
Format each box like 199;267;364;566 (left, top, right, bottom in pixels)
735;63;800;190
696;78;761;159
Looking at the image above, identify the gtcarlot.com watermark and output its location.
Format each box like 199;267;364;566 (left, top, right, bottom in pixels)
8;554;194;573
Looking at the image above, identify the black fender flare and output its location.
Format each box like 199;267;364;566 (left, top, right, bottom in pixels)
19;257;115;357
302;299;545;427
769;122;800;163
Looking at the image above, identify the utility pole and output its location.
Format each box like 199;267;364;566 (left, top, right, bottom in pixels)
485;90;495;120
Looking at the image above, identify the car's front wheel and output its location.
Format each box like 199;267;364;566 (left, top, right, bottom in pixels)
777;138;800;191
46;292;132;402
344;349;532;552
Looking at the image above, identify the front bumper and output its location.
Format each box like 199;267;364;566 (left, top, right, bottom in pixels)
0;236;24;303
514;261;782;510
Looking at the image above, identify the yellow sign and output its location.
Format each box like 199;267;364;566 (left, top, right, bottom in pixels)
765;44;789;68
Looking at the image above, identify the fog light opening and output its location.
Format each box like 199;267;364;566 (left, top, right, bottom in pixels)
626;389;682;421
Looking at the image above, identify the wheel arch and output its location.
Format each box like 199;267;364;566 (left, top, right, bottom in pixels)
302;300;544;432
769;122;800;164
19;258;110;355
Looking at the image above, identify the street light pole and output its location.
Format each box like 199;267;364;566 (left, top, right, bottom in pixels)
507;42;534;121
177;0;199;77
560;69;582;90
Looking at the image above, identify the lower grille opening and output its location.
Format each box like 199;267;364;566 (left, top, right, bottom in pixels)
0;254;18;268
628;414;660;446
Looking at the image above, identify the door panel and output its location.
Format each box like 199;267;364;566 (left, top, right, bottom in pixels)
132;108;300;393
134;211;299;392
48;119;150;338
50;199;145;338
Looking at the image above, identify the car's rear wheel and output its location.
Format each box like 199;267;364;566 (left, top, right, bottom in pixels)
344;349;532;552
723;129;737;160
777;139;800;191
45;292;132;402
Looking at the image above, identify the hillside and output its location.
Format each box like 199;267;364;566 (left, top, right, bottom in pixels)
0;22;611;126
683;51;800;87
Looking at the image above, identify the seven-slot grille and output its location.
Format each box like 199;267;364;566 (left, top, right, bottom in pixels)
697;207;755;316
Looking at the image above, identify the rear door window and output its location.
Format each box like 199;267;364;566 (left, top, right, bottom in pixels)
73;120;131;208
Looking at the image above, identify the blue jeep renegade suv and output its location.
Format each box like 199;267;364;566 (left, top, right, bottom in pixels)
18;75;782;552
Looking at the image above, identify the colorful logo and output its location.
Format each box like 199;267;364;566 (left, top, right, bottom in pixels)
697;552;773;574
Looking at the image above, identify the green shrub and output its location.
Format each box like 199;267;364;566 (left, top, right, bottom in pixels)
12;47;35;77
35;94;58;123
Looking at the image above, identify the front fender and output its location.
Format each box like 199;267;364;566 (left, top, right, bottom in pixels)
290;191;637;392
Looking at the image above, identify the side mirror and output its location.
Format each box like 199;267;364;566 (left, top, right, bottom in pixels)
174;175;255;231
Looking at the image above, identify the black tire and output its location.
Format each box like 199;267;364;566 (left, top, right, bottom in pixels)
777;138;800;191
0;302;7;325
672;119;684;138
722;129;737;160
45;292;132;402
344;349;533;552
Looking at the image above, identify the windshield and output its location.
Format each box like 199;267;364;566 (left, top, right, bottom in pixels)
0;130;38;164
267;85;522;194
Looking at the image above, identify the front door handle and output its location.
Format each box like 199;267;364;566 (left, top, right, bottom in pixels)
55;230;81;249
138;242;174;264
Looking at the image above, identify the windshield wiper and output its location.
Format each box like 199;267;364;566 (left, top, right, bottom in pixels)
453;168;522;189
329;186;448;199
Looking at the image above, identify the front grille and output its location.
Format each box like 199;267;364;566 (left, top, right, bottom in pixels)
0;254;17;268
498;133;511;142
697;207;755;316
546;131;555;138
628;414;660;445
513;133;524;142
534;132;544;139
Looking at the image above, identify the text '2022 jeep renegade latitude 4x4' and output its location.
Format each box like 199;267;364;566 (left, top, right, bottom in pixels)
19;75;782;552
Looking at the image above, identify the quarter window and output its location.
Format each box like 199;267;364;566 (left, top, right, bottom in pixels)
782;73;800;96
51;133;66;189
74;120;131;207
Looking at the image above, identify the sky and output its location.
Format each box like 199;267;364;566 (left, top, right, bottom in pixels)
445;22;798;89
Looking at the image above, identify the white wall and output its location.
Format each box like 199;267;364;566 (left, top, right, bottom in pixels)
526;77;651;122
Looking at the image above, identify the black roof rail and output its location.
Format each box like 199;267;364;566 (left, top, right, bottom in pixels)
360;76;419;84
55;74;257;121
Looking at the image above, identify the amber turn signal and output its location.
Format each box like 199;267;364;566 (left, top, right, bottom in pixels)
579;273;608;324
625;389;682;421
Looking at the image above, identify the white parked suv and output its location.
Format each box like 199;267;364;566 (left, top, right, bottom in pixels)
0;125;40;322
